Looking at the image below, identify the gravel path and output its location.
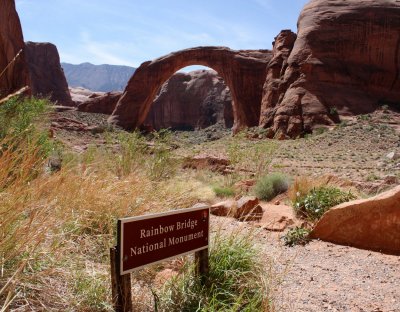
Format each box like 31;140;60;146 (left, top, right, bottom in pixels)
213;217;400;312
269;239;400;311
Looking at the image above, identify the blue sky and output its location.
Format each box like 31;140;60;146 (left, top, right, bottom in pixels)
16;0;309;68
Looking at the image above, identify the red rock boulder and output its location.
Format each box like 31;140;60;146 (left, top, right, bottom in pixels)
70;87;122;114
235;196;263;221
311;185;400;255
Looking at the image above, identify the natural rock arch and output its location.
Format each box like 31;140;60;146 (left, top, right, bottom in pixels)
108;46;272;132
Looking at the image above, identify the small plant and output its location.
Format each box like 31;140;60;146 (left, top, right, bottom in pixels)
213;185;235;197
366;173;380;182
283;227;311;246
357;114;371;121
382;104;389;112
159;230;268;311
147;132;176;180
293;186;356;221
313;127;328;136
329;107;338;115
254;172;289;201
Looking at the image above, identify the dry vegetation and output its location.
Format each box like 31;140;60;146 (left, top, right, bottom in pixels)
1;94;399;311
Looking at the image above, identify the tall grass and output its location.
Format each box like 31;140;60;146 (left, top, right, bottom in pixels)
0;97;214;310
159;229;270;311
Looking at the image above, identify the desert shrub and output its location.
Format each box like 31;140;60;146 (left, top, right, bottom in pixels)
0;97;54;189
147;129;177;180
283;227;311;247
293;186;356;221
254;172;289;201
212;185;235;198
111;131;147;177
288;175;343;204
159;230;268;311
0;96;50;138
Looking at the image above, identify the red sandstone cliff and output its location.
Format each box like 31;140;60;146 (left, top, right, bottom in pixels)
74;70;234;130
0;0;30;97
260;0;400;138
25;41;73;106
145;70;233;130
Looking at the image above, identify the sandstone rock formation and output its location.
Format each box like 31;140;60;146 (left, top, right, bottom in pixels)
0;0;30;97
70;87;122;114
72;70;233;130
145;70;233;130
311;185;400;255
108;47;272;132
235;196;263;221
260;0;400;138
257;203;297;232
25;42;73;106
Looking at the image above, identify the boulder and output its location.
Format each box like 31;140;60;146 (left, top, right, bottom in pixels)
257;204;297;232
69;87;122;115
0;0;30;97
235;196;263;221
145;70;233;130
183;155;230;173
76;92;122;115
311;185;400;255
260;0;400;138
25;42;73;106
211;200;235;217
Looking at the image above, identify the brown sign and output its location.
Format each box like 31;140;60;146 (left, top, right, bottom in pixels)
118;205;209;275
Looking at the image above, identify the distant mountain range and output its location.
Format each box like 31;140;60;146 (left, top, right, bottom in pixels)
61;62;135;92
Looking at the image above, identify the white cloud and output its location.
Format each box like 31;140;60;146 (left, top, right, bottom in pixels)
77;31;138;66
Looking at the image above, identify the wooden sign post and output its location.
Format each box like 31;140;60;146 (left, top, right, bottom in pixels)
110;205;210;312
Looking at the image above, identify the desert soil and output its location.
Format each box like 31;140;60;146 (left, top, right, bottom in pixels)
212;216;399;312
51;107;400;311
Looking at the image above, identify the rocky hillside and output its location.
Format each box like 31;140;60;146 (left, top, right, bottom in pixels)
61;62;135;92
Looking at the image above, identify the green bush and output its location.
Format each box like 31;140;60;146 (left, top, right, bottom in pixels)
212;185;235;198
159;231;268;311
254;172;289;201
0;96;50;138
294;186;356;221
283;227;311;247
0;97;54;188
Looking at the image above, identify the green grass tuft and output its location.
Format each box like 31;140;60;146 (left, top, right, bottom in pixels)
254;172;289;201
159;230;268;311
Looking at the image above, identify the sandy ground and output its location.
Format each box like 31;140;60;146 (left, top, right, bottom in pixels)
212;217;400;312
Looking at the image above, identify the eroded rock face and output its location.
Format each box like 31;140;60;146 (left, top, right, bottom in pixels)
0;0;30;97
108;47;272;132
70;87;122;114
311;185;400;255
146;70;233;130
260;0;400;138
25;42;73;106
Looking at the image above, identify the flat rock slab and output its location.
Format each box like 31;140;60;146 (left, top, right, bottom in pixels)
258;203;298;231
